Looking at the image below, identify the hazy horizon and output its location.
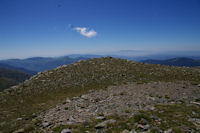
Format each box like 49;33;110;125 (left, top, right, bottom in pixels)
1;49;200;60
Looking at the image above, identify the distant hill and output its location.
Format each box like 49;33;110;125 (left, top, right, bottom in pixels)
141;57;200;67
0;56;88;72
2;54;200;76
0;68;31;91
68;54;104;59
66;51;200;61
0;63;37;75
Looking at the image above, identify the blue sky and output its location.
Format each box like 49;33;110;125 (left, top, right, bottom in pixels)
0;0;200;59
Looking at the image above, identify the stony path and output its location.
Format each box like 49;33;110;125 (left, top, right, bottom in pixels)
38;81;200;131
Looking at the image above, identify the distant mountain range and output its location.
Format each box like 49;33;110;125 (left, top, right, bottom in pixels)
141;57;200;67
0;54;200;76
1;55;199;91
68;53;200;67
0;50;200;79
68;54;104;59
0;63;35;91
0;56;88;73
67;50;200;61
0;56;89;90
0;63;37;75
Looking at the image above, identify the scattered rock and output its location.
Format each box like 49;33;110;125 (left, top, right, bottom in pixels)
16;117;22;121
96;129;106;133
149;106;156;111
152;116;162;121
151;127;162;133
95;119;116;129
95;116;106;120
135;102;140;106
42;122;52;128
164;128;172;133
137;124;144;129
13;129;24;133
83;122;89;128
129;129;137;133
189;118;200;125
66;98;71;103
144;124;151;130
81;95;88;100
137;124;150;131
61;129;72;133
38;81;200;132
192;111;196;115
65;121;78;125
139;118;148;125
122;129;129;133
191;101;200;106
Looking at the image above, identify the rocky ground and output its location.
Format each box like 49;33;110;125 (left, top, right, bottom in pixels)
37;82;200;133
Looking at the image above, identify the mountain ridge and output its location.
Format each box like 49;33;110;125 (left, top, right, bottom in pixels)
142;57;200;67
0;63;37;75
0;56;89;72
1;51;200;74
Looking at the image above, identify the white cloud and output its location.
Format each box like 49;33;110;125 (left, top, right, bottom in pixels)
74;27;97;38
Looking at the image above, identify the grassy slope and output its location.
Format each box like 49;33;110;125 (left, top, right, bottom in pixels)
0;57;200;132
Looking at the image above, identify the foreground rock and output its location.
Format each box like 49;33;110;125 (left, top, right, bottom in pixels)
36;81;200;132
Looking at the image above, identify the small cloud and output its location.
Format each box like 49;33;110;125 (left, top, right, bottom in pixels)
74;27;97;38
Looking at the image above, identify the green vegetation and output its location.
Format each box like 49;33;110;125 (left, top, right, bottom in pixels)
0;57;200;132
150;104;200;132
195;98;200;102
164;95;170;99
0;77;17;91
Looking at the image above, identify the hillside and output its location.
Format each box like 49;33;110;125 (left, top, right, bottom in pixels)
0;68;32;91
0;57;200;132
141;57;200;67
0;77;18;91
0;56;88;72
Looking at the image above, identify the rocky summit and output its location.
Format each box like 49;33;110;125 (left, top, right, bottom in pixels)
0;57;200;133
